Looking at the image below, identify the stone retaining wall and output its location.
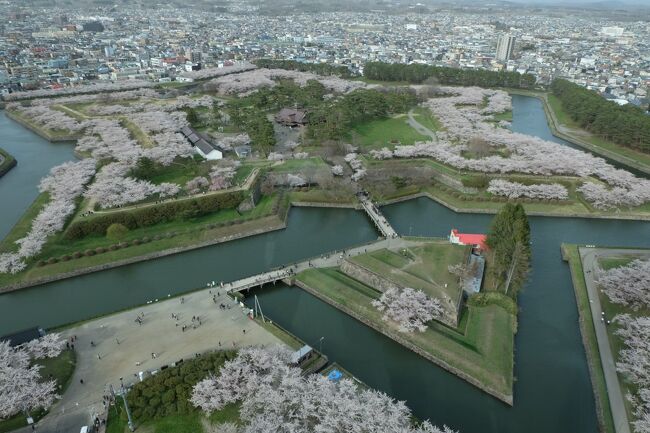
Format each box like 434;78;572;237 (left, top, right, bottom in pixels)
340;259;396;293
293;279;513;405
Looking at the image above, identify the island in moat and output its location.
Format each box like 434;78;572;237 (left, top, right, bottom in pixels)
1;60;649;433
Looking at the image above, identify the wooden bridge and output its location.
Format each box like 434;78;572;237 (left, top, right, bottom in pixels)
357;194;398;238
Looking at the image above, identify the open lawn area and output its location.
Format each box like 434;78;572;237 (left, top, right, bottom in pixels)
348;242;469;320
411;106;442;132
351;115;429;149
296;268;515;402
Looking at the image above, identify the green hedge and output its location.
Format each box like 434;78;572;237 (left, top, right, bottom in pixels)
65;191;244;240
127;350;235;421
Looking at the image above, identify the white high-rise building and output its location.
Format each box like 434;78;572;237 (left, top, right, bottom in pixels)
496;34;515;62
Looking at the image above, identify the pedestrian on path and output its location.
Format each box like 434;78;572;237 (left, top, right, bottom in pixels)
97;354;101;360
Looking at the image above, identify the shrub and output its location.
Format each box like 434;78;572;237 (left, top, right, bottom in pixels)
37;260;47;267
133;239;141;245
95;247;106;254
109;244;118;251
73;252;82;259
141;237;150;243
61;255;72;261
47;257;58;264
106;223;129;241
127;350;235;421
84;249;96;256
119;242;130;248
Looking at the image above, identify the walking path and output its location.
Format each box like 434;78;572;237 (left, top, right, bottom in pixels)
228;236;420;294
24;289;285;433
357;194;398;238
407;108;438;143
578;247;650;433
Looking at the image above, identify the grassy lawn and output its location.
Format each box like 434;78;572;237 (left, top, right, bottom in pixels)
296;268;515;400
492;111;513;122
289;189;356;204
562;244;616;433
411;106;442;131
0;195;283;289
271;157;328;173
348;242;468;318
0;349;76;433
106;405;239;433
598;256;637;271
350;115;429;149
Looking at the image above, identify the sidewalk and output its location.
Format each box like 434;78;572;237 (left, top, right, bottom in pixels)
578;247;650;433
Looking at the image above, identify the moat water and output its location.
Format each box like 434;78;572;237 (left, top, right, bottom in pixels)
0;97;649;433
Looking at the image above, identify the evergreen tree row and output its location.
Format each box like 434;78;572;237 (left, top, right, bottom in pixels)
363;62;536;89
253;59;353;78
486;203;531;297
550;79;650;153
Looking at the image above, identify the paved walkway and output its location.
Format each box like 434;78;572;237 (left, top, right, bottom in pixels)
578;247;650;433
25;289;285;433
357;195;398;238
407;108;438;143
228;237;421;294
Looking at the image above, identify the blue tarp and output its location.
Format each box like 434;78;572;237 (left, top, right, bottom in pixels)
327;369;343;382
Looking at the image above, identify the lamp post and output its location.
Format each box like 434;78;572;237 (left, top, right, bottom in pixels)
111;377;135;432
319;336;325;354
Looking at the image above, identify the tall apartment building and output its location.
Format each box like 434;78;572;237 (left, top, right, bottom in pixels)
496;34;515;62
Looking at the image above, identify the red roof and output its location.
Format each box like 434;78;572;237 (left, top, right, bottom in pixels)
451;229;488;250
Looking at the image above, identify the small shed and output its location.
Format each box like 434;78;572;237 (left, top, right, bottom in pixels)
290;345;314;365
234;145;252;159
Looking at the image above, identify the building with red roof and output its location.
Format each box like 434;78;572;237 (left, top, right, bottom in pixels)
449;229;488;251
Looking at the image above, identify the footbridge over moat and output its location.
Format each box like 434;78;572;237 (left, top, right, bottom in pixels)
357;193;398;238
226;237;420;295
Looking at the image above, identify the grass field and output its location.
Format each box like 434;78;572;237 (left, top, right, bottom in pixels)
351;115;429;149
562;244;616;433
348;242;469;320
411;106;442;132
0;349;77;433
296;268;515;400
106;403;240;433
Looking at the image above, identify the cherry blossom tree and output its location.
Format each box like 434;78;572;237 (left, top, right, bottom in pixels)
372;287;444;333
598;259;650;310
487;179;569;200
331;165;344;176
613;314;650;433
0;159;96;274
0;341;59;418
3;80;154;101
185;176;210;194
191;346;456;433
22;334;65;359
